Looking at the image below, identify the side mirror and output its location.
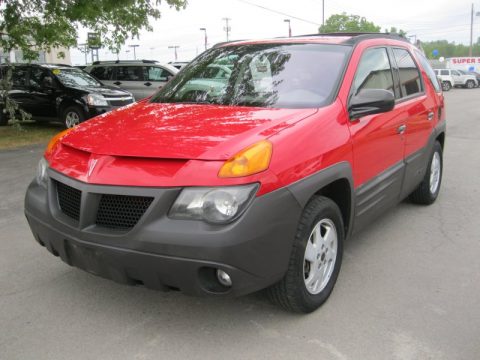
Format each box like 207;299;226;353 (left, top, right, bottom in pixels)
348;89;395;120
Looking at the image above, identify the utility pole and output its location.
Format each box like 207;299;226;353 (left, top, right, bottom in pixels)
129;44;139;60
168;45;179;61
200;28;208;51
284;19;291;37
470;3;474;57
223;17;231;41
322;0;325;27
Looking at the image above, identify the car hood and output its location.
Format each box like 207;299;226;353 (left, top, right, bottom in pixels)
69;85;132;97
61;101;317;160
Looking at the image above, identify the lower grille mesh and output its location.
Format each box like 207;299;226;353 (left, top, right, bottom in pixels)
56;181;82;221
95;194;153;230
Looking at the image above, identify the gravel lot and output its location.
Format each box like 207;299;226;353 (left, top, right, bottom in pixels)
1;89;479;360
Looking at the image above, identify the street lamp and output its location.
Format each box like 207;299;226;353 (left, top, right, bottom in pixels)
284;19;291;37
222;18;231;41
200;28;208;51
128;44;139;60
168;45;179;61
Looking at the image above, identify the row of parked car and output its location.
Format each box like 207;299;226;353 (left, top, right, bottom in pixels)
433;68;480;91
0;59;187;128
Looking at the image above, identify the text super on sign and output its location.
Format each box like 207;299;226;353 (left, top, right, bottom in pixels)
450;58;480;64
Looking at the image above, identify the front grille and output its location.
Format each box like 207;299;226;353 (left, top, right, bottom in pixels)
56;181;82;221
95;195;153;230
108;99;133;107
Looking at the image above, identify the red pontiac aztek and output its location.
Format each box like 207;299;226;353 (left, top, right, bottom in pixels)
25;33;445;313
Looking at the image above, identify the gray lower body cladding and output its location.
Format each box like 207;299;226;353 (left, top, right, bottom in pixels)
24;170;302;296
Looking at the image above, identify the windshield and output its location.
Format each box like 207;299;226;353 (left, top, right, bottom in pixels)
151;43;351;108
53;68;102;87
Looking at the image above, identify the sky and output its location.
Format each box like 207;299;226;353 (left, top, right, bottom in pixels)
70;0;480;65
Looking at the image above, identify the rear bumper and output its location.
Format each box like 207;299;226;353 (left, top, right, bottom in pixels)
24;170;302;296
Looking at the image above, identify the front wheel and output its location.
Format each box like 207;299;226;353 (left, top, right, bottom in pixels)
62;105;85;129
267;196;344;313
442;81;451;91
410;141;443;205
466;80;475;89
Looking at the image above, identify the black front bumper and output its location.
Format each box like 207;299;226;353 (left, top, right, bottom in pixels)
25;170;302;296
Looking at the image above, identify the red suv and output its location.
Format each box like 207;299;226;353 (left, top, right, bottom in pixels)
25;34;445;313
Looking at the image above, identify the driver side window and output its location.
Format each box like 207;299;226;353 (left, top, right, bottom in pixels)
352;48;396;98
29;68;53;89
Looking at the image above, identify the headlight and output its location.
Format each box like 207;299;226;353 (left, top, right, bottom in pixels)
36;157;49;187
86;93;108;106
169;184;259;224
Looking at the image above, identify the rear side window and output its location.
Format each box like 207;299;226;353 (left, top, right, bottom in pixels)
90;66;114;80
145;67;171;81
351;47;396;97
440;70;449;76
10;67;28;88
414;50;441;92
392;48;423;97
115;66;144;81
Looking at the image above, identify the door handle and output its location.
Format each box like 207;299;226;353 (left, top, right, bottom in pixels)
427;111;434;121
397;124;407;134
113;81;122;86
144;82;152;86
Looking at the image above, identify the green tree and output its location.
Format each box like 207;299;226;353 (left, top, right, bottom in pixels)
0;0;187;59
421;40;480;59
0;0;187;126
386;27;407;37
319;13;381;33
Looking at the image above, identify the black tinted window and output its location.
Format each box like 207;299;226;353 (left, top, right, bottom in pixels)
440;70;449;76
29;67;54;89
11;67;28;88
90;66;113;80
151;43;351;109
393;48;423;97
352;47;396;97
115;66;144;81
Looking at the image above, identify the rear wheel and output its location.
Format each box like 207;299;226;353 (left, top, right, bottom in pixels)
62;105;84;128
410;141;443;205
442;81;451;91
0;109;8;126
466;80;475;89
267;196;344;313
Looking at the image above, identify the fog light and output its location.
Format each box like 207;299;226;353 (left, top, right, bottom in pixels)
216;269;232;287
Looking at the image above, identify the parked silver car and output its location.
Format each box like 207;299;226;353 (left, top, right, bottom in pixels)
84;60;178;100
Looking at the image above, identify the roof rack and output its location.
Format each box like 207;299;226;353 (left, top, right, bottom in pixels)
293;32;409;44
91;59;159;65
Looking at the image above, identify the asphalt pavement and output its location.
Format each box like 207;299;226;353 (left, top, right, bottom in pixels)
1;89;479;360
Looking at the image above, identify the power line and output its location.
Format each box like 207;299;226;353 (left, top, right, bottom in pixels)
235;0;321;26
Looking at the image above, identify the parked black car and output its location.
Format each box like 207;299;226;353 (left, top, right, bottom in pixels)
0;63;134;128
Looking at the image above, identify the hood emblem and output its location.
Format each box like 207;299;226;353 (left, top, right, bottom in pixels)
87;158;99;178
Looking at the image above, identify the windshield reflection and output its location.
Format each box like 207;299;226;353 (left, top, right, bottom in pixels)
151;43;351;109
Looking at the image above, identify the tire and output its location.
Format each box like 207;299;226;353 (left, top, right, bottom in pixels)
466;80;475;89
0;111;8;126
267;196;344;313
0;105;9;126
442;81;451;92
410;141;443;205
62;105;85;128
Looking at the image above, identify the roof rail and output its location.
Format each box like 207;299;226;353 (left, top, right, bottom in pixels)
91;59;159;65
293;32;409;44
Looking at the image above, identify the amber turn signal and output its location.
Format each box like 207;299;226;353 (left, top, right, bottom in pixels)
45;129;72;155
218;140;273;178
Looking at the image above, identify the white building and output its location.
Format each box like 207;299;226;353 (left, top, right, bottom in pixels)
0;47;71;65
